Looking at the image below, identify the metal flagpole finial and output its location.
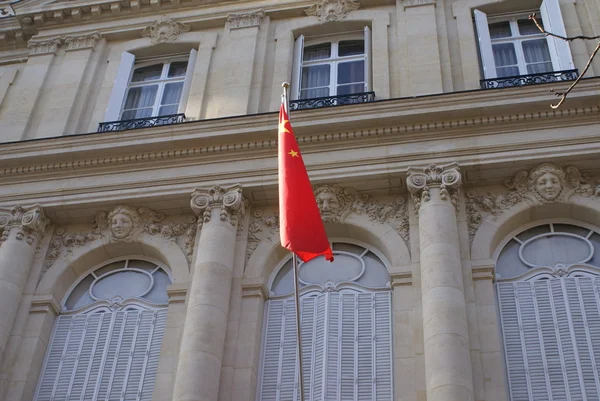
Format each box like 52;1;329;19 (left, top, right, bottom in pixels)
281;82;290;114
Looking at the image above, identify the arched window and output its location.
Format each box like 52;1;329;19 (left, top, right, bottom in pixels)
257;242;393;401
34;258;171;401
496;223;600;401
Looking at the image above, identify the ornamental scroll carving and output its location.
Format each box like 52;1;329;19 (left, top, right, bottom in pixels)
466;163;600;240
305;0;360;23
43;205;196;272
190;185;245;228
246;185;409;261
28;38;62;55
0;205;49;246
64;32;101;51
406;163;462;212
141;17;190;45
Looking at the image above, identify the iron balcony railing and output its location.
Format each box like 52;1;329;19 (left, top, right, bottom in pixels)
480;69;578;89
290;91;376;111
98;113;186;132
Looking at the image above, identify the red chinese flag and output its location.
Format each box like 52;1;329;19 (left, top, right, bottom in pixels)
278;104;333;262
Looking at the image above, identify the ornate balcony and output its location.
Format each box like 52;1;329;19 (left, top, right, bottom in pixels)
97;113;186;132
480;69;578;89
290;91;376;111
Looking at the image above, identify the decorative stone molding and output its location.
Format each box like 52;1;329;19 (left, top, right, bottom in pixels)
29;294;61;316
305;0;360;23
390;271;412;287
43;205;196;272
64;32;101;51
190;185;245;227
27;38;63;55
242;278;268;300
0;4;15;19
402;0;436;8
406;163;462;211
141;17;190;45
226;10;264;29
246;185;409;261
167;283;188;304
0;205;49;245
466;163;600;240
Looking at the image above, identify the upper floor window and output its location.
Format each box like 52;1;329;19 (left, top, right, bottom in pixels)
121;60;188;120
291;27;372;104
474;0;575;86
102;49;197;125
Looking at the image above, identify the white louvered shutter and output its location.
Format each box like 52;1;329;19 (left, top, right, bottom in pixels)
291;35;305;101
340;293;356;401
540;0;575;71
104;52;135;122
357;293;374;401
473;10;497;79
374;292;392;401
325;293;341;400
177;49;198;115
364;26;372;92
34;309;167;401
498;277;600;401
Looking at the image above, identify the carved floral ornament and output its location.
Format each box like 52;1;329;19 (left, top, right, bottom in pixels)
44;205;196;271
406;163;462;211
226;10;264;29
246;184;409;261
466;163;600;240
0;205;49;246
141;17;190;45
305;0;360;23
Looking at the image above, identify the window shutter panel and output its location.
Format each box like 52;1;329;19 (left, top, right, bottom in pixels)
340;293;356;401
364;26;372;92
298;296;316;400
497;282;528;400
374;292;392;401
104;52;135;122
177;49;198;115
280;300;298;401
107;311;139;400
540;0;575;71
84;312;114;401
581;277;600;394
311;295;327;401
34;316;73;401
473;10;497;79
123;310;155;400
139;309;167;401
67;313;104;401
357;294;374;401
53;315;87;401
291;35;304;101
259;300;285;401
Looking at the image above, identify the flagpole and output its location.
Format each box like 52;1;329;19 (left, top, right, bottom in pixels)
282;81;306;401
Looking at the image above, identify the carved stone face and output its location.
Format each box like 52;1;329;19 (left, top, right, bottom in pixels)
324;1;343;20
316;191;341;221
111;213;133;239
535;172;562;201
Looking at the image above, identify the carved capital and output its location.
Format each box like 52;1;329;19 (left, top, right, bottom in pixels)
0;4;15;19
28;38;63;55
305;0;360;23
141;17;190;45
0;205;49;245
64;32;101;51
191;185;244;227
406;163;462;211
226;10;264;29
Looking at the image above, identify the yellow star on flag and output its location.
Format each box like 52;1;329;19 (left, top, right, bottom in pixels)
279;119;290;134
288;149;299;158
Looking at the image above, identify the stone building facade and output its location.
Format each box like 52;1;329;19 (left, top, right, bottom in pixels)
0;0;600;401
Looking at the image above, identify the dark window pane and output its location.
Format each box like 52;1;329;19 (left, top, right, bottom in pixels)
168;61;188;77
522;39;551;63
303;43;331;61
158;105;178;116
301;65;330;89
161;82;184;106
526;62;553;74
123;85;158;109
518;18;543;35
337;61;364;84
338;40;364;57
121;108;153;120
492;43;518;66
300;87;330;99
489;21;512;39
131;64;163;82
496;66;520;77
337;83;364;95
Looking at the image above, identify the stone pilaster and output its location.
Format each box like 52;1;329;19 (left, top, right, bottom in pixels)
173;185;244;401
0;205;48;365
406;164;474;401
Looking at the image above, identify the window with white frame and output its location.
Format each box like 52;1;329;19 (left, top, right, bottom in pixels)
495;223;600;401
291;28;372;100
474;0;574;80
104;49;197;122
257;242;393;401
33;258;171;401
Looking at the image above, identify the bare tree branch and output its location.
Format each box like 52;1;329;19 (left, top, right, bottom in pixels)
529;13;600;41
529;13;600;108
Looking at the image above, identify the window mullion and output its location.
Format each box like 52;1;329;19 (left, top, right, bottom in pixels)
321;293;330;401
331;61;337;97
514;38;529;75
153;80;166;117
